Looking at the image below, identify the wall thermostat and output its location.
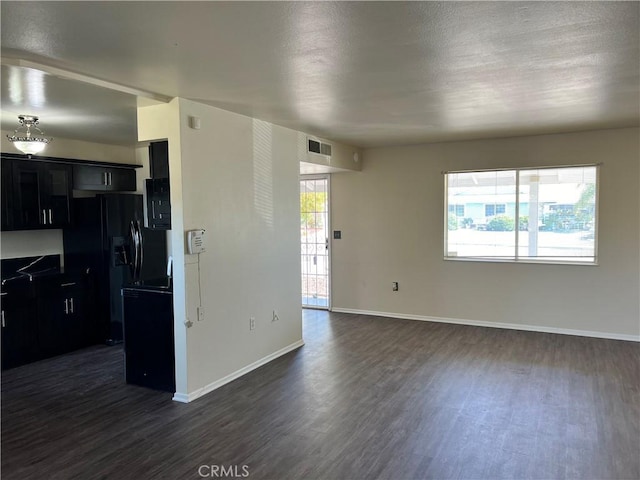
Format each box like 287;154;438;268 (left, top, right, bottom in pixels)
187;229;206;254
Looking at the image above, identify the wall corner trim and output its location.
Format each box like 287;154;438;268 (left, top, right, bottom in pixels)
172;339;305;403
330;308;640;342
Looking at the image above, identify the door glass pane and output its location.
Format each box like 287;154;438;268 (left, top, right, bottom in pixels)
301;178;329;308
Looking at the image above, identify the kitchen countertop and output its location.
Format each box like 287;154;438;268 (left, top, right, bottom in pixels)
1;255;64;289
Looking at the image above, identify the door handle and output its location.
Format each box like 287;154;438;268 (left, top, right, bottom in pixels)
42;209;47;225
48;209;53;224
108;172;113;186
103;171;108;186
70;297;74;314
64;299;69;315
1;310;5;328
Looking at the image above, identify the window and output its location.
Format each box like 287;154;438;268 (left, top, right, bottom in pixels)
445;165;598;264
448;204;465;217
485;204;506;217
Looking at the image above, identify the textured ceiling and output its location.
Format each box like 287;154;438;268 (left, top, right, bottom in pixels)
1;65;139;146
1;1;638;147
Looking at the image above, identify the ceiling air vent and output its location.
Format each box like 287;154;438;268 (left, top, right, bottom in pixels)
308;138;332;157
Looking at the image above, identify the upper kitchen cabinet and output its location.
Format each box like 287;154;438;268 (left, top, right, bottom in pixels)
2;154;141;231
1;160;14;230
73;164;136;192
146;141;171;230
10;160;73;230
149;141;169;179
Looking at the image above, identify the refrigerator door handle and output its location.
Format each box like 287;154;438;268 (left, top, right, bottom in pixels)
136;220;144;280
129;221;138;279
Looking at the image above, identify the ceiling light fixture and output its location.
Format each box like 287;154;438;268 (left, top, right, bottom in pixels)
6;115;52;156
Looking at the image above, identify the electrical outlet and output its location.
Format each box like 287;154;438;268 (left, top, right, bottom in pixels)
197;306;205;321
272;310;279;322
392;282;399;291
250;316;256;330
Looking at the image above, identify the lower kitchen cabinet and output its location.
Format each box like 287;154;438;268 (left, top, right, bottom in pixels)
37;278;87;357
1;273;94;369
1;287;39;369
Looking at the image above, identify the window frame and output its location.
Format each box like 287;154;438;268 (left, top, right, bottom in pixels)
448;204;465;217
443;164;600;266
484;204;506;217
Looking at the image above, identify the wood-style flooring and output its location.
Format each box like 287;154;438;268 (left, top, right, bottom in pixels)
2;310;639;479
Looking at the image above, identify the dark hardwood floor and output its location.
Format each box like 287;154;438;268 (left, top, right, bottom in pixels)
2;310;639;479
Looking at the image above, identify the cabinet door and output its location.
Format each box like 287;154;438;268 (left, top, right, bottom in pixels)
37;279;88;357
73;165;136;192
64;282;87;351
43;164;72;228
12;161;45;229
146;179;171;229
1;292;39;369
1;160;14;231
10;161;72;229
149;141;170;179
107;168;136;192
73;165;108;191
37;290;68;357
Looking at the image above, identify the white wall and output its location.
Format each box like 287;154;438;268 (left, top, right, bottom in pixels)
331;128;640;339
0;229;64;261
138;98;303;401
1;133;138;262
1;131;136;165
301;135;362;173
137;99;188;396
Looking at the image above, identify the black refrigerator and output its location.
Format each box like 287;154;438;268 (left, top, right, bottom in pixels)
63;194;167;344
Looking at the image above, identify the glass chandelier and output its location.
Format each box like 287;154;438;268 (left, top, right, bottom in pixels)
6;115;52;155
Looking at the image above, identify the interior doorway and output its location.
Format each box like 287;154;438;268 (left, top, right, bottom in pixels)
300;175;330;309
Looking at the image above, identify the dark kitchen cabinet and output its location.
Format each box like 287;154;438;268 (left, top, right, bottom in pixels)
123;286;175;392
146;178;171;229
1;160;14;230
149;141;169;179
1;268;95;370
146;141;171;229
37;277;87;357
1;287;39;369
11;160;72;229
73;164;136;192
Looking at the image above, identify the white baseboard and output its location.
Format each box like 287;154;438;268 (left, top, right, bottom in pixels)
172;339;305;403
331;308;640;342
172;393;190;403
